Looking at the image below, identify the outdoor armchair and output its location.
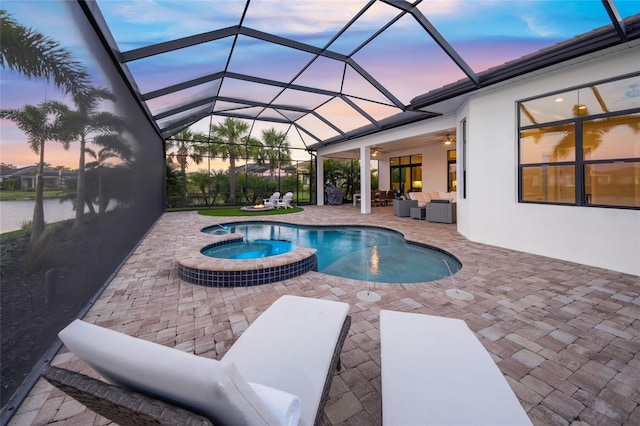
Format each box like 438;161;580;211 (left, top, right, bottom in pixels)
277;192;294;209
263;192;280;207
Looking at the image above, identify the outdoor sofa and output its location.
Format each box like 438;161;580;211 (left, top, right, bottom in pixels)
42;295;351;426
408;190;457;207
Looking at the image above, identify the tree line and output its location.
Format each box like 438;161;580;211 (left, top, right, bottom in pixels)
165;118;294;206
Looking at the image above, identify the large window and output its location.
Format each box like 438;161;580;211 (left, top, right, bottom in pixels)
390;155;422;195
518;75;640;208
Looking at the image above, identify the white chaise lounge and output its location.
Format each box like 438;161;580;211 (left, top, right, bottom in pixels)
380;310;532;425
43;295;351;426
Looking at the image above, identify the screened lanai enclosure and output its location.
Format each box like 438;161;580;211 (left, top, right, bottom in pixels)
1;0;639;422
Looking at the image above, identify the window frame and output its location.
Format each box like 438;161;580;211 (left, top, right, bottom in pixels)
517;74;640;210
390;154;422;195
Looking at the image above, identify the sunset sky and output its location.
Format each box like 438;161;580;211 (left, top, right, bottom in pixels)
2;0;638;170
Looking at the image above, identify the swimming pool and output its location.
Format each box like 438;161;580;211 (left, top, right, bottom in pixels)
203;222;461;283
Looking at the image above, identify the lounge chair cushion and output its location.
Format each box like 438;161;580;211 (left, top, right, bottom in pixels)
380;310;531;425
408;192;431;207
58;319;280;425
223;295;350;426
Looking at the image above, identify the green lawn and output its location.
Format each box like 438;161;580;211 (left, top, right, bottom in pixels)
0;189;64;201
196;206;304;217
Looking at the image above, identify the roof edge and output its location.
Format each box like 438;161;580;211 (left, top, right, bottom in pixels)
409;14;640;111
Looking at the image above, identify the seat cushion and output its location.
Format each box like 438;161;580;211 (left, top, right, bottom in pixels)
59;320;280;425
222;295;350;426
410;192;431;207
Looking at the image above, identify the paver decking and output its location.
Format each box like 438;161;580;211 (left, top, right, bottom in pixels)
10;205;640;426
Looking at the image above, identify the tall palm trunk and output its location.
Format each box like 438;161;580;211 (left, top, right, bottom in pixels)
74;134;86;230
31;142;46;243
97;170;106;216
228;154;237;205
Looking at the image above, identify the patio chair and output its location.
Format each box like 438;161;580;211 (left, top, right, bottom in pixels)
371;191;380;207
377;190;391;206
276;192;294;209
263;191;280;207
42;295;351;426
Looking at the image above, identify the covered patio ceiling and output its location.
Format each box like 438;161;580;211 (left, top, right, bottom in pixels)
84;0;640;153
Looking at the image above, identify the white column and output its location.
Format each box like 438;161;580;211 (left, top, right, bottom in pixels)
316;155;325;206
360;146;372;214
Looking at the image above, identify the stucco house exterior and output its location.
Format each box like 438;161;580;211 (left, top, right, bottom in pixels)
316;42;640;276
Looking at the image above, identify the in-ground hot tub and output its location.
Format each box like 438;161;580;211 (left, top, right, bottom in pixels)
202;239;295;259
175;233;317;287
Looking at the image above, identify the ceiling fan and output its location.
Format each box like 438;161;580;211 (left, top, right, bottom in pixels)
371;147;387;157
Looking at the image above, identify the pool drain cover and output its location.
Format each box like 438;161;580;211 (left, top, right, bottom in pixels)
445;288;474;300
357;290;381;302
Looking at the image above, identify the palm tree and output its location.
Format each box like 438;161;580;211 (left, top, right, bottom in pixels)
166;128;205;205
166;128;204;176
165;163;185;208
0;101;71;242
209;118;257;205
61;88;125;230
85;135;132;215
188;172;213;206
259;128;292;181
0;9;90;97
209;169;227;206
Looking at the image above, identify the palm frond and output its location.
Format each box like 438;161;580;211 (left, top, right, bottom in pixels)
0;10;90;97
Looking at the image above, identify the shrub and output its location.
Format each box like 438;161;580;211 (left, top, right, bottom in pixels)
0;234;29;276
26;222;75;272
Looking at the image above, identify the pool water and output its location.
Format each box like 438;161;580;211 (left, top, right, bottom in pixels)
202;239;295;259
204;222;461;283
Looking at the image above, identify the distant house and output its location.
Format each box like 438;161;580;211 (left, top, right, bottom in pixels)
243;162;310;179
243;163;290;178
0;166;76;190
243;163;271;176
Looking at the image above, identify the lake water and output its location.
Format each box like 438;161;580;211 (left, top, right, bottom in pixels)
1;199;81;233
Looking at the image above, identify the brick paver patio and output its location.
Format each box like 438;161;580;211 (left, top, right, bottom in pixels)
10;205;640;425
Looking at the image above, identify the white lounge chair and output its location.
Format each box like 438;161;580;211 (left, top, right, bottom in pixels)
380;310;531;425
43;296;351;426
277;192;293;209
263;191;280;207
